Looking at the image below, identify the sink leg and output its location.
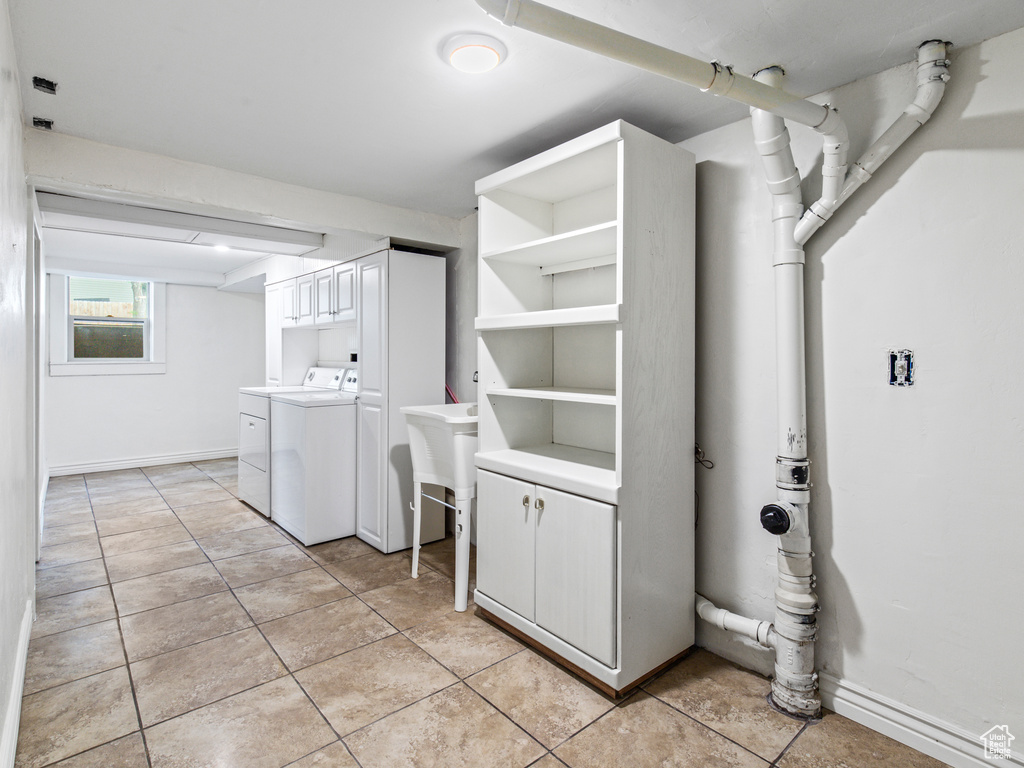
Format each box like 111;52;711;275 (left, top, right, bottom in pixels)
454;496;471;612
411;481;422;578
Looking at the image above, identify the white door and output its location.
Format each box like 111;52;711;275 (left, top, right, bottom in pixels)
535;486;616;666
356;401;384;549
476;470;537;621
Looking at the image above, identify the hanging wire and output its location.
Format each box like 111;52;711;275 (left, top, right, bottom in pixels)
694;443;714;527
694;443;715;469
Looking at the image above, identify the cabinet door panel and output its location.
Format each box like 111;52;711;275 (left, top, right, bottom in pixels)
476;471;536;621
296;274;315;325
356;402;384;549
313;268;334;324
333;265;356;323
357;257;385;401
280;280;297;328
535;487;616;666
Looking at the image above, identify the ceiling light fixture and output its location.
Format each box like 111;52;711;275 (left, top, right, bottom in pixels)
443;34;507;73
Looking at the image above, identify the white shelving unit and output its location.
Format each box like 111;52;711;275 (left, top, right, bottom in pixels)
473;120;696;696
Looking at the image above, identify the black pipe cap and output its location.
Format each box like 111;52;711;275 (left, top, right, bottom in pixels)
760;504;791;535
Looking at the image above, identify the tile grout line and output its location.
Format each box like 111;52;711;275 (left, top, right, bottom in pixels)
769;720;810;767
120;464;373;763
33;463;505;768
37;470;155;768
641;685;786;765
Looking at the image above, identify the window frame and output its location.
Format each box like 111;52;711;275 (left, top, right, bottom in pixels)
49;274;167;376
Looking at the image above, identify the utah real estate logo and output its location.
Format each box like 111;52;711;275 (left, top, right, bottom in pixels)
981;725;1015;761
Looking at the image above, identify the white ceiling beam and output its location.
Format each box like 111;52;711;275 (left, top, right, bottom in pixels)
26;131;463;250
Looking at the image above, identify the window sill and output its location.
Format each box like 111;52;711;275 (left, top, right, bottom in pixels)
49;362;167;377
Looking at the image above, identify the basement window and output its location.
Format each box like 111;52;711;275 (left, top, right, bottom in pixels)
68;277;150;360
49;275;167;376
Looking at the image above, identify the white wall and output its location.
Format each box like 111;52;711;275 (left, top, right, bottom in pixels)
46;283;265;472
0;0;34;761
445;213;479;404
684;28;1024;762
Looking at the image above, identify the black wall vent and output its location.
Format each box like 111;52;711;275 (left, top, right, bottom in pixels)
32;76;57;94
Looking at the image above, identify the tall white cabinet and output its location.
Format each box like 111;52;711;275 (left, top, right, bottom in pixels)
473;120;696;696
356;249;446;553
262;247;445;554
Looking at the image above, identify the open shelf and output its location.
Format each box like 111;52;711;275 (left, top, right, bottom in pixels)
476;304;620;331
475;444;618;505
481;221;617;273
487;386;616;406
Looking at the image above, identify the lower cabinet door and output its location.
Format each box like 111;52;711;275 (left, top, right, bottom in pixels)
476;470;536;621
356;402;384;549
534;486;616;667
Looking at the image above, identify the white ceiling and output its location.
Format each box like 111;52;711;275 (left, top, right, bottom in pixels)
10;0;1024;222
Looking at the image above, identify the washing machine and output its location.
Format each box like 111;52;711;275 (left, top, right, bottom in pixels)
238;367;345;517
269;369;358;545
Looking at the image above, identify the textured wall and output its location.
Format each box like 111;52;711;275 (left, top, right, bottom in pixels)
0;0;33;759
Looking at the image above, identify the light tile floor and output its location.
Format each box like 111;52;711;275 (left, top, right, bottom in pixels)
18;460;951;768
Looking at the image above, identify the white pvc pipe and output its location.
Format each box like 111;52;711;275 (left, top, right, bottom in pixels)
794;41;950;244
474;0;835;130
695;595;775;648
750;67;821;718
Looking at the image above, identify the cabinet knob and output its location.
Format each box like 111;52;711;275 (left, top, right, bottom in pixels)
535;498;545;511
522;495;530;507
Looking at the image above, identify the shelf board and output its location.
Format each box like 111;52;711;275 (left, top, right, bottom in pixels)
476;444;618;505
487;387;616;406
476;304;620;331
482;221;617;272
475;124;622;200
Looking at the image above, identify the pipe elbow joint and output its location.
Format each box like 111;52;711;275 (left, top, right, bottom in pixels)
475;0;519;25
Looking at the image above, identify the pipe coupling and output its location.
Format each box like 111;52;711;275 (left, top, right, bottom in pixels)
777;548;814;577
701;61;736;97
776;457;810;490
771;676;821;719
775;582;819;615
502;0;521;25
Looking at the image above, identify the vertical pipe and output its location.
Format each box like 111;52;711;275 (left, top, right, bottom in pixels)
751;67;821;719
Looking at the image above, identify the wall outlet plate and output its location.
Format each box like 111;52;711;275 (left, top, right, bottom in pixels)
888;349;914;386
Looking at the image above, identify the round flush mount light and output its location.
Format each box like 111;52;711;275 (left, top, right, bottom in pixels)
443;34;507;73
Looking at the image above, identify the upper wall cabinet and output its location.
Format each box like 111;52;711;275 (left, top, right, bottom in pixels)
313;263;357;325
271;262;357;331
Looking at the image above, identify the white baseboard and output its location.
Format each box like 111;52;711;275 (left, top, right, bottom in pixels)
49;449;237;477
820;672;1023;768
1;600;33;768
